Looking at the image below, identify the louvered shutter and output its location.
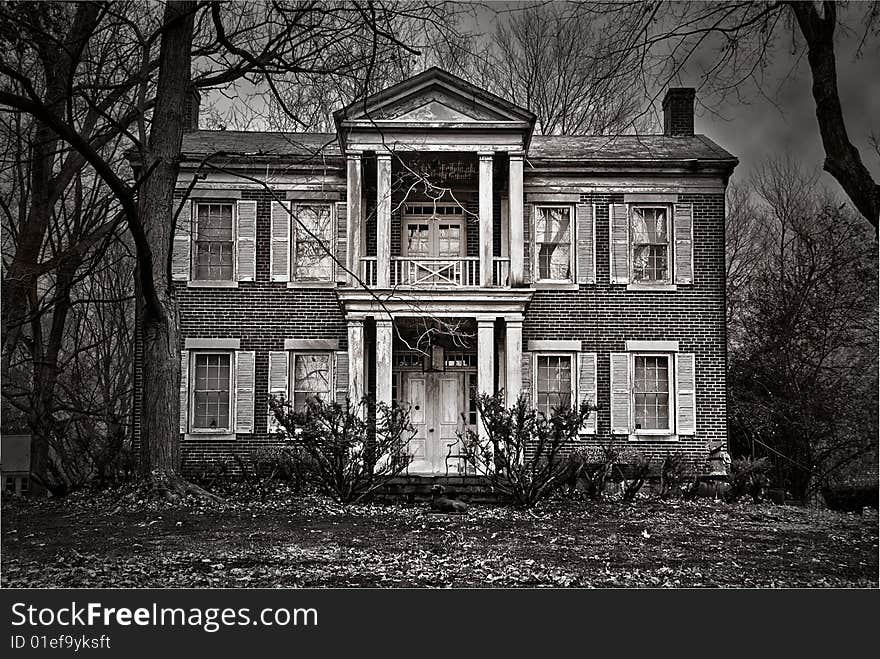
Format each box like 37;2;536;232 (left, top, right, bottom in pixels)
179;350;190;433
267;351;289;432
270;201;290;282
236;200;257;282
520;351;532;404
335;202;348;284
576;203;596;284
578;352;598;434
172;200;192;281
335;351;349;405
234;350;255;433
673;203;694;284
676;352;697;435
609;203;629;284
609;353;631;434
523;204;533;284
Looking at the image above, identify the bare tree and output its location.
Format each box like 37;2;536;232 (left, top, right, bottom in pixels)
565;0;879;230
728;157;878;498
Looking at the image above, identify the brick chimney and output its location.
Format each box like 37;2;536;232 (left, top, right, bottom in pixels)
183;86;201;132
662;88;695;136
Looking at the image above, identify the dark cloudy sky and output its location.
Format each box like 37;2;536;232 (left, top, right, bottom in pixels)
690;20;880;190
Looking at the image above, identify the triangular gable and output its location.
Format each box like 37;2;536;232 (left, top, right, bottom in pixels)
335;67;535;125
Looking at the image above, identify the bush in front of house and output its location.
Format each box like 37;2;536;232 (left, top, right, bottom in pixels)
459;392;594;509
269;395;414;505
660;451;697;498
728;456;772;502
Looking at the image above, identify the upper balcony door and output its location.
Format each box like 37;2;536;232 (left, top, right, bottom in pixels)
398;203;478;287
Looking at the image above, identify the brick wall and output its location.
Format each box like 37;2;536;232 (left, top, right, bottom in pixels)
522;192;727;464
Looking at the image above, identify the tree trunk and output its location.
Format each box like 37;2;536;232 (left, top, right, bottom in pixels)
137;1;195;477
789;1;880;232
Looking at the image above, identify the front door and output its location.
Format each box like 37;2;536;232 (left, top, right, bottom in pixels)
401;371;465;474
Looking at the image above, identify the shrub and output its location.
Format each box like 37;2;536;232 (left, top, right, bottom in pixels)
660;451;696;499
459;392;594;509
269;395;414;505
619;451;652;502
728;456;772;502
251;446;312;493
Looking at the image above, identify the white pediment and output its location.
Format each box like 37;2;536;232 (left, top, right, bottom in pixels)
394;100;479;123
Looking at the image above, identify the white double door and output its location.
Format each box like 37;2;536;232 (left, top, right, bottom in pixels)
401;371;466;474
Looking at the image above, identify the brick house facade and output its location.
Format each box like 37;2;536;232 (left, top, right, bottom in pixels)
131;69;737;477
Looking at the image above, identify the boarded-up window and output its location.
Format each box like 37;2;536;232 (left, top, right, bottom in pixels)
631;206;670;283
292;353;332;410
535;206;573;282
293;204;333;281
193;353;232;430
195;203;234;280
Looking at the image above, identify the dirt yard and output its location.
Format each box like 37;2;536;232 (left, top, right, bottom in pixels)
2;488;876;588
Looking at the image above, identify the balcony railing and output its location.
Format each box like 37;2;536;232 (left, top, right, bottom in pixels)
358;256;511;288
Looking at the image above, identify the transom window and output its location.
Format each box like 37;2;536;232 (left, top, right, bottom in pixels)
192;352;232;431
293;203;333;282
631;206;671;283
633;354;672;432
292;353;332;411
535;206;573;282
535;354;573;415
195;203;234;280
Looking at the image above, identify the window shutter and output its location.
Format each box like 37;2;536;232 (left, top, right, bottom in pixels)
609;203;629;284
609;352;631;434
676;352;696;435
179;350;189;433
576;203;596;284
523;204;533;284
520;351;532;404
335;202;348;284
236;200;257;282
234;350;255;433
172;200;192;281
578;352;598;434
673;203;694;284
270;201;290;282
335;351;349;404
267;350;289;432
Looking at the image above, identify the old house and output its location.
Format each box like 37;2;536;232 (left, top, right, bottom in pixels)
133;68;737;479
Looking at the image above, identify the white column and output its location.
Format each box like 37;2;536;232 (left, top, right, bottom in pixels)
477;318;496;439
375;317;393;407
508;152;524;287
478;151;494;287
346;152;362;286
376;153;392;289
347;319;365;407
505;319;523;406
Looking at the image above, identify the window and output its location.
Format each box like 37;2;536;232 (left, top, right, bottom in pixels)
191;352;232;431
631;206;670;283
467;372;478;425
632;354;673;433
535;354;573;415
293;203;333;281
195;203;235;280
535;205;573;282
292;353;332;411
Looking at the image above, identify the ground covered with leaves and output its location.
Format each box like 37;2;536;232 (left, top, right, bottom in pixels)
2;485;876;588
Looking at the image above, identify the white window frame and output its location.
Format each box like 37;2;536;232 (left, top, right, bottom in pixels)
192;201;238;282
401;202;467;258
534;204;576;284
532;351;577;415
189;350;235;434
629;204;673;285
630;351;675;436
289;350;334;411
291;202;335;283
